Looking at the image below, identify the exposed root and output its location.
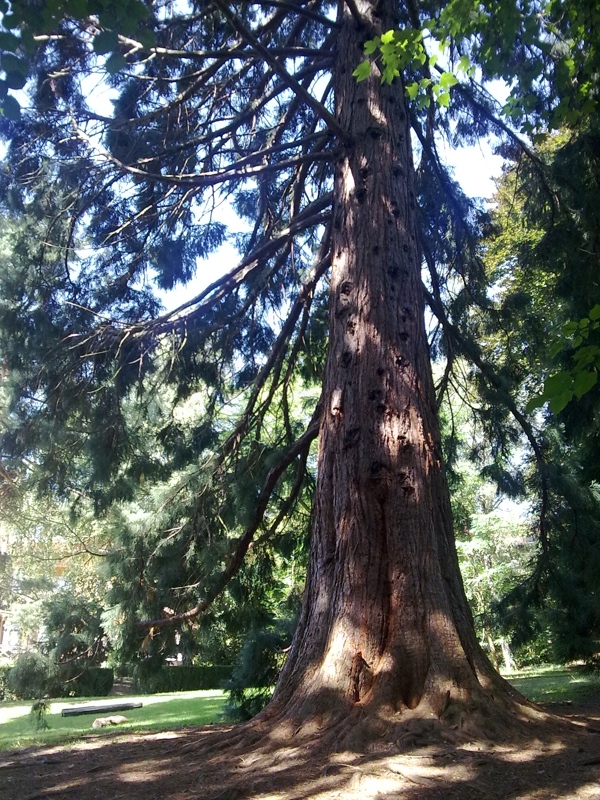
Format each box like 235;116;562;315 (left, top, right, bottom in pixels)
175;683;573;767
176;699;598;800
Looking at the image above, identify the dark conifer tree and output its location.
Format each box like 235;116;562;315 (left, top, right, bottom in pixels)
475;122;600;667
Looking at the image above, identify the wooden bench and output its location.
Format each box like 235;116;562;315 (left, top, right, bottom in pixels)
61;701;143;717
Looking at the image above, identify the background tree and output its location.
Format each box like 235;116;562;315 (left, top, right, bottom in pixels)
473;121;600;667
436;383;536;669
1;0;598;743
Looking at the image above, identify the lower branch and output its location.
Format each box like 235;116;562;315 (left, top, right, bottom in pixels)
136;407;321;629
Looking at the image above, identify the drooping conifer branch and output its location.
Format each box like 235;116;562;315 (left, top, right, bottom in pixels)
137;406;320;629
66;193;332;363
423;275;550;559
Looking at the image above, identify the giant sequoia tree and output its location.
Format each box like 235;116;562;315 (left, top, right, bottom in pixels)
1;0;598;739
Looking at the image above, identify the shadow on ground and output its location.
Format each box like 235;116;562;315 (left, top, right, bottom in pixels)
1;703;598;800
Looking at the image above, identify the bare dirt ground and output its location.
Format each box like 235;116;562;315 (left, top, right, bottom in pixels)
1;700;599;800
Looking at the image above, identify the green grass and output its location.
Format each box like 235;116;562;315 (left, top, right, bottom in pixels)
1;665;598;752
0;689;227;751
504;663;600;705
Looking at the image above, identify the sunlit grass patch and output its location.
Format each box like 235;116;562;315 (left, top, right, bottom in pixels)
504;664;600;704
0;689;227;751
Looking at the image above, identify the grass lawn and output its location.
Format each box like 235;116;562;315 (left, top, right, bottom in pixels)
504;663;600;705
1;665;598;752
0;689;227;751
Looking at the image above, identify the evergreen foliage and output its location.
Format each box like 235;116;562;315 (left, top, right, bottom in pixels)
472;122;600;666
7;651;59;699
225;614;297;720
41;591;108;672
0;665;15;701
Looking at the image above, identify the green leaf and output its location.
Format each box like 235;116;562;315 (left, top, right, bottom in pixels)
380;42;397;60
0;32;20;52
439;71;459;89
549;390;573;413
115;0;148;27
525;395;546;413
65;0;89;17
405;82;419;100
436;91;451;107
544;371;573;396
0;54;27;76
137;29;157;49
94;31;119;55
5;70;26;90
380;30;395;45
1;14;19;29
364;39;377;55
549;341;563;357
589;304;600;321
573;370;597;399
382;64;399;85
20;30;36;55
582;98;597;116
352;60;371;82
458;54;471;73
105;52;127;74
572;345;600;366
1;94;20;120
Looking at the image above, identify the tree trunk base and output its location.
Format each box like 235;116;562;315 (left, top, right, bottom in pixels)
166;694;592;800
253;691;556;756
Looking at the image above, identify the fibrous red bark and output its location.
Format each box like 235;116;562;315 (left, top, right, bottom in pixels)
263;0;539;743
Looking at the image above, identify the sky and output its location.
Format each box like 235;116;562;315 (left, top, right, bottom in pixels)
160;136;506;313
442;137;504;198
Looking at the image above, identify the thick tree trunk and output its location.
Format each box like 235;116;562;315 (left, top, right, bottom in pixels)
265;0;535;741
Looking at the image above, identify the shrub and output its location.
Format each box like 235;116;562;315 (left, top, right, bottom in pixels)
7;652;59;699
30;699;50;730
0;665;16;701
134;664;233;694
5;654;113;699
68;667;114;697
